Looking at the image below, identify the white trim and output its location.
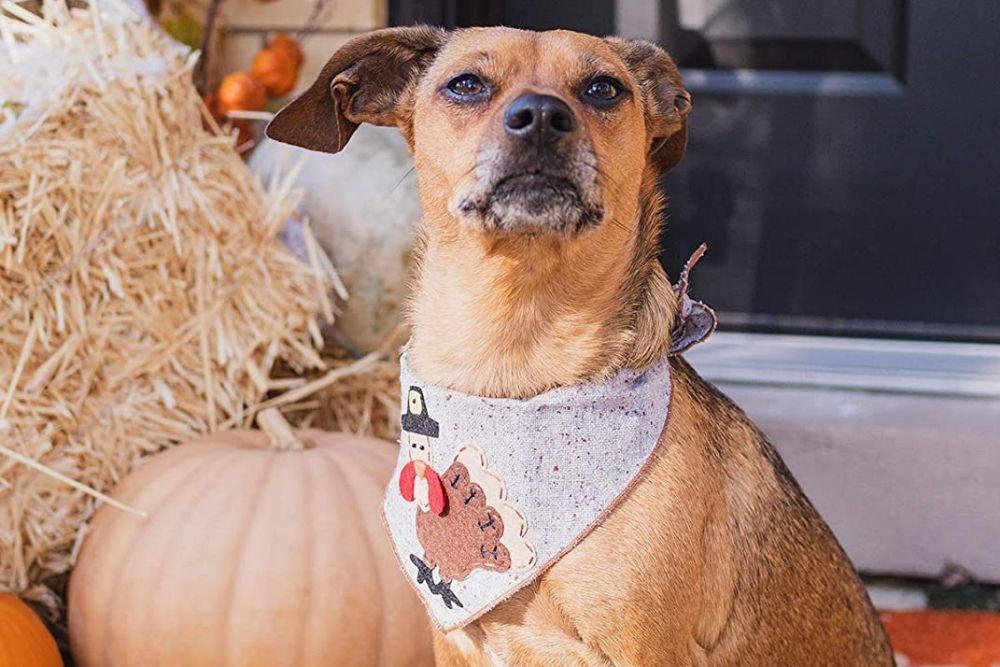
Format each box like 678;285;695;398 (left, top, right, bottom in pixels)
680;69;904;96
686;332;1000;398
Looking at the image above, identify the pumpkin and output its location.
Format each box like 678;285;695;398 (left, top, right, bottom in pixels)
215;71;267;114
0;594;63;667
249;126;421;354
68;410;433;667
269;33;304;69
251;46;299;97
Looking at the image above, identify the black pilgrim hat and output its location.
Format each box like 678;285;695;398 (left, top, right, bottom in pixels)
401;386;439;438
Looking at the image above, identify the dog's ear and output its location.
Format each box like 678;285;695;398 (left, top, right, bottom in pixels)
266;26;447;154
607;38;691;174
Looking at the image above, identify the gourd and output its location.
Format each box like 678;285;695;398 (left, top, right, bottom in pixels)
251;34;304;96
68;410;432;667
251;47;299;96
0;594;63;667
268;34;304;69
216;71;268;114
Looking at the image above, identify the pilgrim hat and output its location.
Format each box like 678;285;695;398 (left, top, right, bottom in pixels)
402;386;439;438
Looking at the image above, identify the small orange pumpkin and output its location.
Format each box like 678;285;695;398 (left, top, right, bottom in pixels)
269;33;304;69
0;594;63;667
251;47;299;96
68;410;432;667
215;71;267;114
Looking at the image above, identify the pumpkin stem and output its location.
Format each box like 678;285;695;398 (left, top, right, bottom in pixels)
256;408;311;451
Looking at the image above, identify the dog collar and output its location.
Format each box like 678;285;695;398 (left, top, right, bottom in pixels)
383;248;715;630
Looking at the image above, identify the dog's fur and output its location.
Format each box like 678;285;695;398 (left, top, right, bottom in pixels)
269;26;894;666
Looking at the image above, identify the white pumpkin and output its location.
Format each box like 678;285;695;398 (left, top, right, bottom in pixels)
252;126;421;354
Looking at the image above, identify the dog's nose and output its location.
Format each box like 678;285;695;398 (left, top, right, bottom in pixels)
503;94;575;142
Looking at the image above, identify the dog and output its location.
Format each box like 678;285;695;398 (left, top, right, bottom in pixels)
267;25;895;667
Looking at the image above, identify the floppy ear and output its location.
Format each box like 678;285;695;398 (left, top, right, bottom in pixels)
265;25;447;154
606;38;692;174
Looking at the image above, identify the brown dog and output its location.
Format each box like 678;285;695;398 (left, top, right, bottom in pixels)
268;26;894;667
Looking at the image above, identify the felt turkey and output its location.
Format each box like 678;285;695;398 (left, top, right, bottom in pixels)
396;385;535;608
409;445;535;609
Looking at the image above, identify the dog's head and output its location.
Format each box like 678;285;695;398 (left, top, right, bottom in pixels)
267;26;690;239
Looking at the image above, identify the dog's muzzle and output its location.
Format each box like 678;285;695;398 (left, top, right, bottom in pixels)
454;93;605;236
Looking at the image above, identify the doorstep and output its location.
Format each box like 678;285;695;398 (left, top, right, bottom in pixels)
686;332;1000;582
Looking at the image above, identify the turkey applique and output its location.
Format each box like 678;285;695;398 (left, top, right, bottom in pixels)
397;387;535;609
411;445;536;608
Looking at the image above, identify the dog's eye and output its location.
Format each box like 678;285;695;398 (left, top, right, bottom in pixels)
446;73;486;98
584;77;623;102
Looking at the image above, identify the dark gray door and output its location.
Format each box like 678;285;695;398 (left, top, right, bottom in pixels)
656;0;1000;342
391;0;1000;341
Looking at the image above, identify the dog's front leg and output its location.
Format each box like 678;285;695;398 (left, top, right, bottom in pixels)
431;588;621;667
435;626;617;667
433;628;488;667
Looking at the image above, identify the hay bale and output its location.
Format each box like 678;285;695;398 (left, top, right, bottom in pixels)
0;0;397;611
268;332;403;440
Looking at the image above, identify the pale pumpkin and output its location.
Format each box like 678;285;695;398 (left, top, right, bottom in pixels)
68;410;432;667
0;594;63;667
250;126;421;354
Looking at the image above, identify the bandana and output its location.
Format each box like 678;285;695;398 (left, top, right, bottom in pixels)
383;247;715;630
